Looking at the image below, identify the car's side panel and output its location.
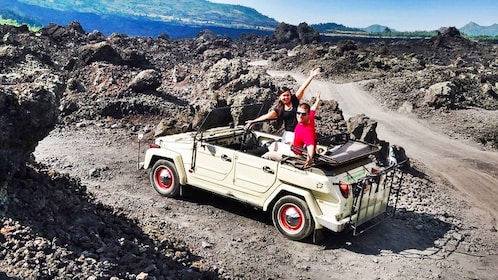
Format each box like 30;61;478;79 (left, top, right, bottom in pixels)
232;152;278;194
194;143;235;183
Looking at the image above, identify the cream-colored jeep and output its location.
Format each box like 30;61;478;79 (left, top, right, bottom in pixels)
140;104;406;240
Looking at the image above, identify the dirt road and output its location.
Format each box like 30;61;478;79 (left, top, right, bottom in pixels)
273;71;498;229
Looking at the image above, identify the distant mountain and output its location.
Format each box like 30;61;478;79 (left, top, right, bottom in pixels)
361;24;396;33
459;22;498;36
2;0;497;39
1;0;278;38
311;23;400;35
310;22;362;33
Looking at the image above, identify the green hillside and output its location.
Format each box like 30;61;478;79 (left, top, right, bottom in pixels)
12;0;278;29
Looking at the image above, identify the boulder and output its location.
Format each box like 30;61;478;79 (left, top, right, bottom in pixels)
128;69;162;92
273;22;320;44
297;23;321;44
347;114;379;144
205;58;247;90
0;74;63;186
425;81;457;108
40;21;86;42
78;41;124;66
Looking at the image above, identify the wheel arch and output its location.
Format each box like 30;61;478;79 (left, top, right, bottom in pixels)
264;184;323;230
145;149;187;185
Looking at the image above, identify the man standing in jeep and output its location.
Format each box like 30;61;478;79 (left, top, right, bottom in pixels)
292;92;321;167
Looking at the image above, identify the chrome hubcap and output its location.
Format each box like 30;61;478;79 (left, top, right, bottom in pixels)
283;207;301;228
158;169;172;187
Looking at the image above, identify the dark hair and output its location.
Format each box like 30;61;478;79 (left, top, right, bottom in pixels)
274;100;284;128
277;86;290;96
299;103;311;112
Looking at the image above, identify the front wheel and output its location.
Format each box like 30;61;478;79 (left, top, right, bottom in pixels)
272;195;314;240
150;159;181;197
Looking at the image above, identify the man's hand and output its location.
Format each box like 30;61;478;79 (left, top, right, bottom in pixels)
304;145;315;168
304;155;313;168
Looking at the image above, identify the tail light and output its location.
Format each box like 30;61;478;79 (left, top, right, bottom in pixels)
370;167;381;184
338;181;350;198
149;144;160;149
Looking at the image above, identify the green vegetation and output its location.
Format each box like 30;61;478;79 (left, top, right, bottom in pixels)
462;34;498;40
0;16;42;31
369;29;437;38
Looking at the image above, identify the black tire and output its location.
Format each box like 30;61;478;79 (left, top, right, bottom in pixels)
150;159;181;197
272;195;315;240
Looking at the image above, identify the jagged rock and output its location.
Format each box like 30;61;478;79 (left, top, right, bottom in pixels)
205;58;247;90
87;30;106;42
0;74;63;186
154;108;193;136
315;100;347;137
347;114;379;144
129;69;162;92
335;40;358;54
203;49;234;62
297;22;321;44
273;22;320;44
425;81;457;108
67;20;86;34
78;41;124;66
121;48;151;68
40;22;86;42
0;45;19;61
437;26;461;38
0;24;29;36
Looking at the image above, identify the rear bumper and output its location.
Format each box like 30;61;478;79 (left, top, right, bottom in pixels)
314;215;349;233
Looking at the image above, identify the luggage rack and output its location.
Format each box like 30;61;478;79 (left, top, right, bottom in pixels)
348;159;407;236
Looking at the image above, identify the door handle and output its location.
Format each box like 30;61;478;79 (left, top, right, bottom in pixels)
221;154;232;162
262;166;274;174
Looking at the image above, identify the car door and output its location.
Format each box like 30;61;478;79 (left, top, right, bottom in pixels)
194;142;235;185
232;151;278;195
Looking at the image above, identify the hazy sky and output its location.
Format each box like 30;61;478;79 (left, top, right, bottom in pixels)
210;0;497;31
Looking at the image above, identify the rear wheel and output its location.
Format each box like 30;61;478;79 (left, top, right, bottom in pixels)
272;195;314;240
150;160;181;197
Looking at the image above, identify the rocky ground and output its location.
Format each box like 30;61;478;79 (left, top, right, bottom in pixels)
1;23;497;279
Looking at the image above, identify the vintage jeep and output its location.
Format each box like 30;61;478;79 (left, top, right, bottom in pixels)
140;104;407;240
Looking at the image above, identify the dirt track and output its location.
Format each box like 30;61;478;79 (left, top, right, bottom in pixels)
33;71;498;279
278;71;498;229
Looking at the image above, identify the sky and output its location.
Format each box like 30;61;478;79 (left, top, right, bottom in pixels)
210;0;498;31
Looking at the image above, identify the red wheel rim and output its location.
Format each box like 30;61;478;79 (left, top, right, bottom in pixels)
155;166;173;190
279;204;304;232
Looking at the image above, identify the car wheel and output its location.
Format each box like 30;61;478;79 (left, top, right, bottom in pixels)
150;159;180;197
272;195;314;240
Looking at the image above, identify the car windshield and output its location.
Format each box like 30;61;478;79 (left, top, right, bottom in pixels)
196;103;266;133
